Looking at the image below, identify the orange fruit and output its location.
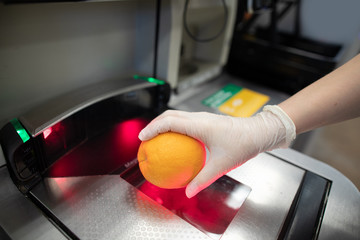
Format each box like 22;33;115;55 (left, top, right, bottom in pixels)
137;132;206;189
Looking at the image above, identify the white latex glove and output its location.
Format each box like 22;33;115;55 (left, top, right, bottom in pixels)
138;105;296;198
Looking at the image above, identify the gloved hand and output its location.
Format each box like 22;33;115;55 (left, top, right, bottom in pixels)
138;105;296;198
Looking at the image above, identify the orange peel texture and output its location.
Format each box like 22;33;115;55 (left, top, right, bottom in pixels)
137;132;206;189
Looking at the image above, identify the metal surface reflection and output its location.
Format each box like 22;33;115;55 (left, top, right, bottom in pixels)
135;175;251;240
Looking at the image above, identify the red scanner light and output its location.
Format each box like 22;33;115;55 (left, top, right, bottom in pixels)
43;127;53;139
47;118;148;177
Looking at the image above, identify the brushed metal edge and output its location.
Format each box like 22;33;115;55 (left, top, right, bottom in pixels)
19;78;155;137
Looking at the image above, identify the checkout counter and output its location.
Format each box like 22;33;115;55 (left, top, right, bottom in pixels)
0;0;359;239
0;74;359;240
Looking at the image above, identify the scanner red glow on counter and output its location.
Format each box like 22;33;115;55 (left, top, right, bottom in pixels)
136;178;250;238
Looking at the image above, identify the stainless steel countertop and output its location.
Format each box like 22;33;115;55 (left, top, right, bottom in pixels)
31;175;209;240
270;148;360;240
27;151;304;240
1;148;359;239
0;166;66;240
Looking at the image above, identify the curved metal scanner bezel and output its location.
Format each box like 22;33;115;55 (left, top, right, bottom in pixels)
19;77;156;138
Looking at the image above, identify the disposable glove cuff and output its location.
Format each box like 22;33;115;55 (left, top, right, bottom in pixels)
263;105;296;147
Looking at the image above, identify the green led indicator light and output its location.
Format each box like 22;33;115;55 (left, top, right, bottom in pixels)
10;118;30;143
133;75;165;85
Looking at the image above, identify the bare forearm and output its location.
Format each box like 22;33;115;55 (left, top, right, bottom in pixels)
279;54;360;134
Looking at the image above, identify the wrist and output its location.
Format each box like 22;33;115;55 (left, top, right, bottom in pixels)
263;105;296;147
